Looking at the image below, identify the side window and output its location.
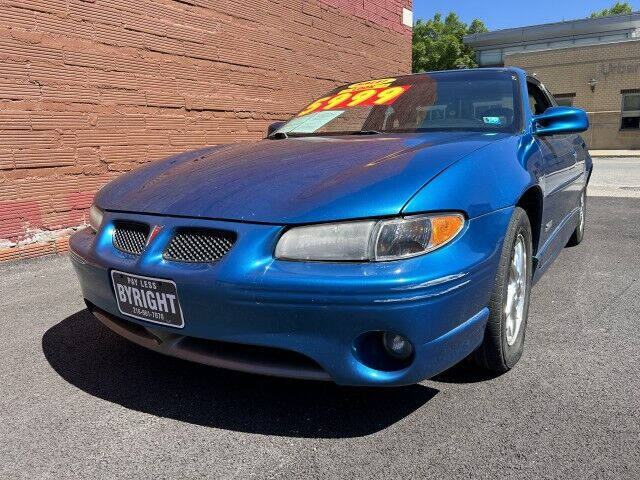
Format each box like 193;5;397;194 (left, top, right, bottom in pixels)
527;81;552;116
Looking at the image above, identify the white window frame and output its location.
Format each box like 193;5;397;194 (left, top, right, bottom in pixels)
554;94;575;107
621;92;640;130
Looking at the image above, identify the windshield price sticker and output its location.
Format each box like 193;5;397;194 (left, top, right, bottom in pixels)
339;78;396;93
298;85;411;116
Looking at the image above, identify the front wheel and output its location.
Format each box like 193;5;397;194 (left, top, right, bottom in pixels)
471;206;533;373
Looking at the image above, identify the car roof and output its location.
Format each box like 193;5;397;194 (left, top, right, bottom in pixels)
335;68;527;90
402;66;526;77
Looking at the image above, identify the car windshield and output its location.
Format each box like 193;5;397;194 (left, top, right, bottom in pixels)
274;71;522;137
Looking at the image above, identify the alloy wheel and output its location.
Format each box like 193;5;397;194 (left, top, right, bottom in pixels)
505;234;528;346
578;191;586;235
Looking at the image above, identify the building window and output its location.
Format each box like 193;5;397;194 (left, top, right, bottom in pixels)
554;93;575;107
621;91;640;130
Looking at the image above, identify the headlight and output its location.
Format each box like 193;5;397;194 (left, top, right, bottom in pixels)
88;204;104;232
275;213;464;262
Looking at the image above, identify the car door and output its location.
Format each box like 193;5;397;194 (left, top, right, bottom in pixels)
528;79;579;249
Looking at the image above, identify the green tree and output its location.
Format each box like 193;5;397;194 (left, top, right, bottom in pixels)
589;1;633;17
412;13;488;73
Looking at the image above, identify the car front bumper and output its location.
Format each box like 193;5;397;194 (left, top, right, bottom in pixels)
69;207;513;386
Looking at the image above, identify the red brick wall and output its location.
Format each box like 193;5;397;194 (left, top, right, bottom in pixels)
0;0;412;261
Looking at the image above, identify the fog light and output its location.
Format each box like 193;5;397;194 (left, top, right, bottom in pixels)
382;332;413;360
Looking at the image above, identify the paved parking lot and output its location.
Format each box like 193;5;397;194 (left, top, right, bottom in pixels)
589;157;640;198
1;159;639;479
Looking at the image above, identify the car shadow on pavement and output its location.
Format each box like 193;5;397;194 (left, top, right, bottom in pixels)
431;361;503;384
42;310;438;438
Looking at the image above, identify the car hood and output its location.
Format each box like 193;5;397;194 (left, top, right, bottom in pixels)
96;132;508;224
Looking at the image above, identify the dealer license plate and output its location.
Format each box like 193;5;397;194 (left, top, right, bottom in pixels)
111;270;184;328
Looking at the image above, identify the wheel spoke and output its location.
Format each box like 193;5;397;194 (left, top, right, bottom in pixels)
505;317;513;339
514;242;524;276
505;281;516;315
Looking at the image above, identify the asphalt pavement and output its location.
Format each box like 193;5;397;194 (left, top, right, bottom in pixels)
1;158;639;479
589;157;640;198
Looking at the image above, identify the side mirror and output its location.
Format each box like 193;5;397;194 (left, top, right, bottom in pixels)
532;106;589;136
267;121;285;137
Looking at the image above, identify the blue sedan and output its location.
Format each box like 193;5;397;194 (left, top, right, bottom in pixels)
70;68;591;386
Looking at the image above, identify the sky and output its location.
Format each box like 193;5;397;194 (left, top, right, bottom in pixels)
412;0;639;30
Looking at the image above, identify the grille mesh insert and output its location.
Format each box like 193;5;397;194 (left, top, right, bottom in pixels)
112;221;150;255
164;228;235;263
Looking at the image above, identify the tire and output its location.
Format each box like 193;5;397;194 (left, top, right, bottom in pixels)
566;189;586;247
471;206;533;373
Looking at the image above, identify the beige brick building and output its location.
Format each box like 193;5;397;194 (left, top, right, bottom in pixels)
0;0;413;261
465;12;640;150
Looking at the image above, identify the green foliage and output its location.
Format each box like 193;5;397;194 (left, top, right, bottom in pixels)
589;1;633;17
412;13;488;73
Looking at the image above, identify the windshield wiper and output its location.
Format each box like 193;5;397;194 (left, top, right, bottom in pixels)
350;130;382;135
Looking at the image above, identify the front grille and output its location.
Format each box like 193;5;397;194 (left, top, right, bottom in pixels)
112;221;150;255
163;228;236;263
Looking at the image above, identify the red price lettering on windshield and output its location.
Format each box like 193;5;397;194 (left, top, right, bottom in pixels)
298;85;411;116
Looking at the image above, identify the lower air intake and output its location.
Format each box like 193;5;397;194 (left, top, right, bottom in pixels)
163;228;236;263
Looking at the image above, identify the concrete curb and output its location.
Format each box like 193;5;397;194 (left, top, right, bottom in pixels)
589;150;640;158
